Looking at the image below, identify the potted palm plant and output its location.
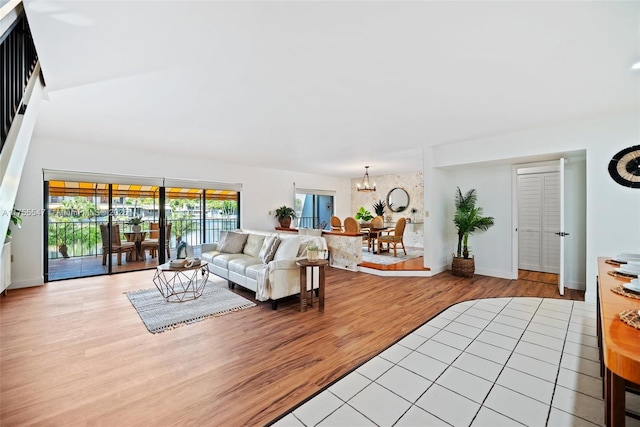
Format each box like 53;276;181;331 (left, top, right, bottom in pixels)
452;187;494;277
275;206;297;228
372;200;386;217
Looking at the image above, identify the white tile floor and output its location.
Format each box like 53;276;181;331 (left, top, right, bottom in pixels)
272;297;640;427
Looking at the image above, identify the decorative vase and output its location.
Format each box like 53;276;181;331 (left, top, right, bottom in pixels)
451;256;474;277
307;250;319;262
132;225;142;232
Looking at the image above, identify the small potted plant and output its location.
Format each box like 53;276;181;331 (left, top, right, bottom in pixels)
306;243;320;262
355;207;373;227
128;216;143;232
274;206;297;228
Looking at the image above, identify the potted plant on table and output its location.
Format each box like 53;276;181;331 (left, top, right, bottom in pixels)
128;216;143;232
306;243;320;262
372;200;386;217
452;187;494;277
275;206;297;228
355;207;374;227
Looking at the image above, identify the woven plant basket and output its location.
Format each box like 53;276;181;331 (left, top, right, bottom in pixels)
452;256;475;277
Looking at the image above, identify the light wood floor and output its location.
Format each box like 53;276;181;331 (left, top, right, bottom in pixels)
0;268;584;426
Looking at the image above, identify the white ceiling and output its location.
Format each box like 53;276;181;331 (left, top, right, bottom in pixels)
23;1;640;178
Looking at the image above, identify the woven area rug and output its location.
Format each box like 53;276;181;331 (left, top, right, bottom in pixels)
126;282;256;333
360;247;423;265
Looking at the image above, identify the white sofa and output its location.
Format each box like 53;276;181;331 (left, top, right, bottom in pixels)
201;229;327;309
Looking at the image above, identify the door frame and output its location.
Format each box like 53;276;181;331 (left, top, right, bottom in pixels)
511;160;564;281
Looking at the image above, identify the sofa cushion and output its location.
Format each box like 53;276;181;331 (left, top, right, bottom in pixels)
218;231;248;254
228;257;263;275
201;250;222;264
243;234;266;258
212;253;250;268
273;235;300;261
259;235;280;264
245;264;264;280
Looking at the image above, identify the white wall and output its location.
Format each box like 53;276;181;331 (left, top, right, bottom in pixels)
427;110;640;302
10;137;352;288
441;164;514;279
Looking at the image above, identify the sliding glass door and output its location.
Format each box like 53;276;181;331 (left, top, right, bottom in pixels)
44;172;242;282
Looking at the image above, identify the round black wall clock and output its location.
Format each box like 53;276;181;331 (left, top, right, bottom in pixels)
608;145;640;188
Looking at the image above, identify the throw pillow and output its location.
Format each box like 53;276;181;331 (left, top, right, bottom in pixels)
243;234;266;258
273;235;301;261
217;231;228;249
259;235;280;264
218;231;249;254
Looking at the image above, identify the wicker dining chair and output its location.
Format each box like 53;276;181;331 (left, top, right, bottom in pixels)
100;224;135;265
377;217;407;256
330;216;343;231
141;223;172;259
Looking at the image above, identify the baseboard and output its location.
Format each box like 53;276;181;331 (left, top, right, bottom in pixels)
565;280;586;291
8;277;44;289
474;268;512;280
358;266;432;277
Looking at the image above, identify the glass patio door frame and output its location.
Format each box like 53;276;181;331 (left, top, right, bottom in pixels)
43;171;242;282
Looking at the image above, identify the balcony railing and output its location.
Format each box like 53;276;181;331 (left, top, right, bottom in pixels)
297;216;328;230
47;218;238;259
1;9;38;149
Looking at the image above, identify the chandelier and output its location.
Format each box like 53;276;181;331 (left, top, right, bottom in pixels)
356;166;376;192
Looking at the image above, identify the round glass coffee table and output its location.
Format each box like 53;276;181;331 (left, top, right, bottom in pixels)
153;261;209;302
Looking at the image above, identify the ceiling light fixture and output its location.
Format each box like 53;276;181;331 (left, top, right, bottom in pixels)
632;62;640;70
357;166;376;192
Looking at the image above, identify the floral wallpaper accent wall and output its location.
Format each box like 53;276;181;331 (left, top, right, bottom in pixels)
350;171;424;248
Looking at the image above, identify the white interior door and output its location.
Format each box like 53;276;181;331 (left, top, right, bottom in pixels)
518;174;542;271
517;171;560;274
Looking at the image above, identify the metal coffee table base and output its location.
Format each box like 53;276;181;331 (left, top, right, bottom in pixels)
153;264;209;302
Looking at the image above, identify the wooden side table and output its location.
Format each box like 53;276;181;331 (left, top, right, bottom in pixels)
296;259;328;312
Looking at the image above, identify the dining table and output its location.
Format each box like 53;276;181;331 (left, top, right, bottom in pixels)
123;231;147;261
597;257;640;426
363;227;392;253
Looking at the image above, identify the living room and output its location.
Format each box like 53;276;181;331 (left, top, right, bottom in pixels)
1;1;639;425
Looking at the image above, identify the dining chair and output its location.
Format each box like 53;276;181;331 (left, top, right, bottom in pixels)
344;216;372;251
377;217;407;256
141;222;172;259
367;216;385;252
343;216;359;234
100;224;135;265
330;216;343;231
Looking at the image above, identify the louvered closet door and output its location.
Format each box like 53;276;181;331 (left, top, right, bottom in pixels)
541;173;560;273
518;175;542;271
517;172;560;274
